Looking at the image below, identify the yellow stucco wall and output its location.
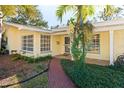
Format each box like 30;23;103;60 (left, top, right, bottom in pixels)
114;30;124;60
5;26;21;53
4;25;52;57
4;25;111;60
4;24;124;61
51;35;65;56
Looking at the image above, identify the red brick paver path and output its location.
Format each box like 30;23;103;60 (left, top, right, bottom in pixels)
48;58;76;88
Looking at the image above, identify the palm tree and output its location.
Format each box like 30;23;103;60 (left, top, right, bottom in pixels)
0;5;38;19
56;5;114;65
0;5;38;49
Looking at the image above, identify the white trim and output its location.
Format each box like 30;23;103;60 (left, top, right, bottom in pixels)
0;33;2;49
109;30;114;65
4;19;124;34
93;18;124;27
93;24;124;32
50;35;53;55
40;35;51;52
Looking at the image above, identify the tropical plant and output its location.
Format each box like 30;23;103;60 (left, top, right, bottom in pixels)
70;20;93;64
0;5;38;19
98;6;123;21
56;5;115;66
6;6;48;28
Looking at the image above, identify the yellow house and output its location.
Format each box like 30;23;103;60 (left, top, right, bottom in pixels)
2;19;124;65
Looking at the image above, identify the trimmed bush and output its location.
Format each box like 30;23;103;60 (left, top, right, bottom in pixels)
114;55;124;67
61;59;124;88
109;64;124;72
108;54;124;72
11;54;52;63
11;54;22;61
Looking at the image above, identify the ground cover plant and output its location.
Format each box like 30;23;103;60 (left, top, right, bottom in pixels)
61;59;124;88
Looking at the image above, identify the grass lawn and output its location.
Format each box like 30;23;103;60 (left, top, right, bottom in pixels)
61;59;124;88
0;55;51;88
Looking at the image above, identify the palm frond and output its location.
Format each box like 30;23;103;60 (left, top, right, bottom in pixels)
56;5;75;23
0;5;17;17
81;5;95;22
18;5;38;19
104;5;115;16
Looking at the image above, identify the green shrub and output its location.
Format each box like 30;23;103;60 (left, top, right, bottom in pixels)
11;54;52;63
108;55;124;72
109;65;124;72
11;54;22;61
113;55;124;67
61;59;124;88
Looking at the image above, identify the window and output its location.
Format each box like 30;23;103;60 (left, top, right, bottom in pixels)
65;37;70;44
64;37;70;53
40;35;50;52
88;34;100;53
22;35;33;52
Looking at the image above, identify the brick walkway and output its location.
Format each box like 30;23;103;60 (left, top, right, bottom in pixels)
48;58;76;88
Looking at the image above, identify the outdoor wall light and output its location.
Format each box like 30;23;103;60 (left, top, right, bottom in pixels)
56;41;60;45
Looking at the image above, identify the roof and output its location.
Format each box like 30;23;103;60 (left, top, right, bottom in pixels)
4;22;69;34
93;18;124;27
4;22;52;33
93;19;124;32
4;18;124;34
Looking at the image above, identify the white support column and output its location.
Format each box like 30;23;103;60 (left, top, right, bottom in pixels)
109;30;114;65
0;12;3;49
33;33;41;57
0;33;1;49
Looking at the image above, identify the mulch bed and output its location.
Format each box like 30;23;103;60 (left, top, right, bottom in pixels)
0;55;49;86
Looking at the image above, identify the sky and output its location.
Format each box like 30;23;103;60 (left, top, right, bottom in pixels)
38;5;124;27
38;5;73;27
38;5;103;27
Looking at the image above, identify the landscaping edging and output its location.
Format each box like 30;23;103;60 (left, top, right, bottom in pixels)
0;60;51;88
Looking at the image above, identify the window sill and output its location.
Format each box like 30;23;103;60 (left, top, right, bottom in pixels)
20;50;33;54
40;51;52;54
87;51;100;54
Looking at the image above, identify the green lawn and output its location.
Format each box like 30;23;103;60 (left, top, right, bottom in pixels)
61;59;124;88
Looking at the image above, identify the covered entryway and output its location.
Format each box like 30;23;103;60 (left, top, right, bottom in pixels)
55;55;109;66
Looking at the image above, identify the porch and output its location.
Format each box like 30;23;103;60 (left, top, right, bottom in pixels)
55;54;109;66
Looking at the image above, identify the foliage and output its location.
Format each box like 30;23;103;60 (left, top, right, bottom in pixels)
6;7;48;28
11;54;52;63
109;65;124;72
61;59;124;88
56;5;94;23
0;5;48;27
108;55;124;72
56;5;95;64
97;6;123;21
56;5;115;64
0;32;9;55
71;21;93;64
113;55;124;67
0;48;9;55
0;5;38;19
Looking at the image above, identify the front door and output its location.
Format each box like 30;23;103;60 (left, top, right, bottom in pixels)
64;37;70;53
